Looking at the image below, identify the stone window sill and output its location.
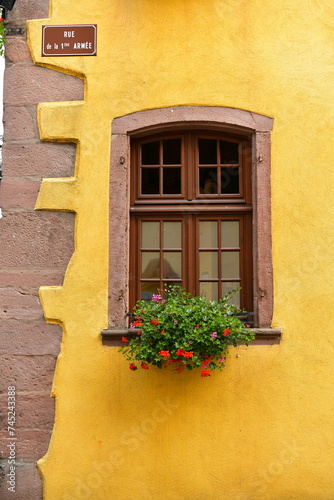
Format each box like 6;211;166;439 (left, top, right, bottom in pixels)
101;328;281;347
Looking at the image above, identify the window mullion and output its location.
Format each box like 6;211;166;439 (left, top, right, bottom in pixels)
159;218;163;292
187;133;194;201
217;217;222;300
159;140;163;196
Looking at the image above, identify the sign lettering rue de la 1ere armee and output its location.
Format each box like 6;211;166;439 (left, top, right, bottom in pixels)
42;25;97;56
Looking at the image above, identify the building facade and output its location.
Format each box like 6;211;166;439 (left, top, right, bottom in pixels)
1;0;334;499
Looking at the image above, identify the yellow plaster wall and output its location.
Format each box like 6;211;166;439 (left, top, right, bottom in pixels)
27;0;334;498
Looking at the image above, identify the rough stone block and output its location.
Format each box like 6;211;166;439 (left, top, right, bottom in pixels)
0;211;74;269
0;393;55;429
0;319;62;356
3;106;37;141
6;0;49;23
0;270;65;287
0;288;43;321
0;462;43;500
17;429;52;459
2;142;76;178
0;354;56;393
5;37;32;63
0;429;51;460
0;179;41;209
4;63;84;105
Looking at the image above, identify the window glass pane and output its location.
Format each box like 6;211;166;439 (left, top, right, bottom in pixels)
200;252;218;279
199;221;218;248
163;167;181;194
221;251;240;278
163;139;181;165
141;282;160;301
221;221;239;248
142;252;160;278
198;139;217;164
163;252;181;279
163;222;181;249
222;282;240;307
199;168;218;194
141;141;160;165
220;141;239;164
200;282;218;301
141;221;160;248
221;167;239;194
142;168;160;194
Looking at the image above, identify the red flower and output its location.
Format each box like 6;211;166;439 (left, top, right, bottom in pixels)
134;320;143;327
200;367;211;377
223;328;230;336
175;365;185;374
160;330;165;335
137;330;142;335
141;362;149;370
175;349;194;358
159;350;171;359
129;363;137;371
121;336;128;342
0;18;4;22
195;324;200;329
202;356;213;365
150;318;160;326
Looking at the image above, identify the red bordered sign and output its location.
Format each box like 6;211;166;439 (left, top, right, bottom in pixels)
42;24;97;56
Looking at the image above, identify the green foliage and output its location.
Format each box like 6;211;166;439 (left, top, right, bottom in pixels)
119;286;255;377
0;18;5;56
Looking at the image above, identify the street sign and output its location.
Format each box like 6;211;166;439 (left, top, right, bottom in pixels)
42;25;97;57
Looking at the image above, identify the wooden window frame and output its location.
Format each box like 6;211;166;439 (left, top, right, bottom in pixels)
130;130;253;313
129;212;253;314
102;106;281;345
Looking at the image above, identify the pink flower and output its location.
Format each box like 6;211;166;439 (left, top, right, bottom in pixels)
210;332;217;338
219;357;225;362
152;294;162;302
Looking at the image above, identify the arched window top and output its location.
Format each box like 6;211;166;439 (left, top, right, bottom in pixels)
112;106;273;136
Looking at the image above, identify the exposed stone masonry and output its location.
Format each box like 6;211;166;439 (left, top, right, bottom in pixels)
0;1;83;497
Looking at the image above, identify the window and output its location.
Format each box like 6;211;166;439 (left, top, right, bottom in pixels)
129;130;253;317
103;107;280;345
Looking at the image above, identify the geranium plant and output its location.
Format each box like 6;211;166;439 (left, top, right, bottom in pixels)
0;17;5;56
119;286;255;377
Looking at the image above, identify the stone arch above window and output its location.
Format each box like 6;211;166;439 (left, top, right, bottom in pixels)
104;106;280;345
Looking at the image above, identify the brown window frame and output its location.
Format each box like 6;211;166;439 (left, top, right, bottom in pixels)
131;131;251;205
130;130;253;315
130;212;253;315
102;107;281;345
